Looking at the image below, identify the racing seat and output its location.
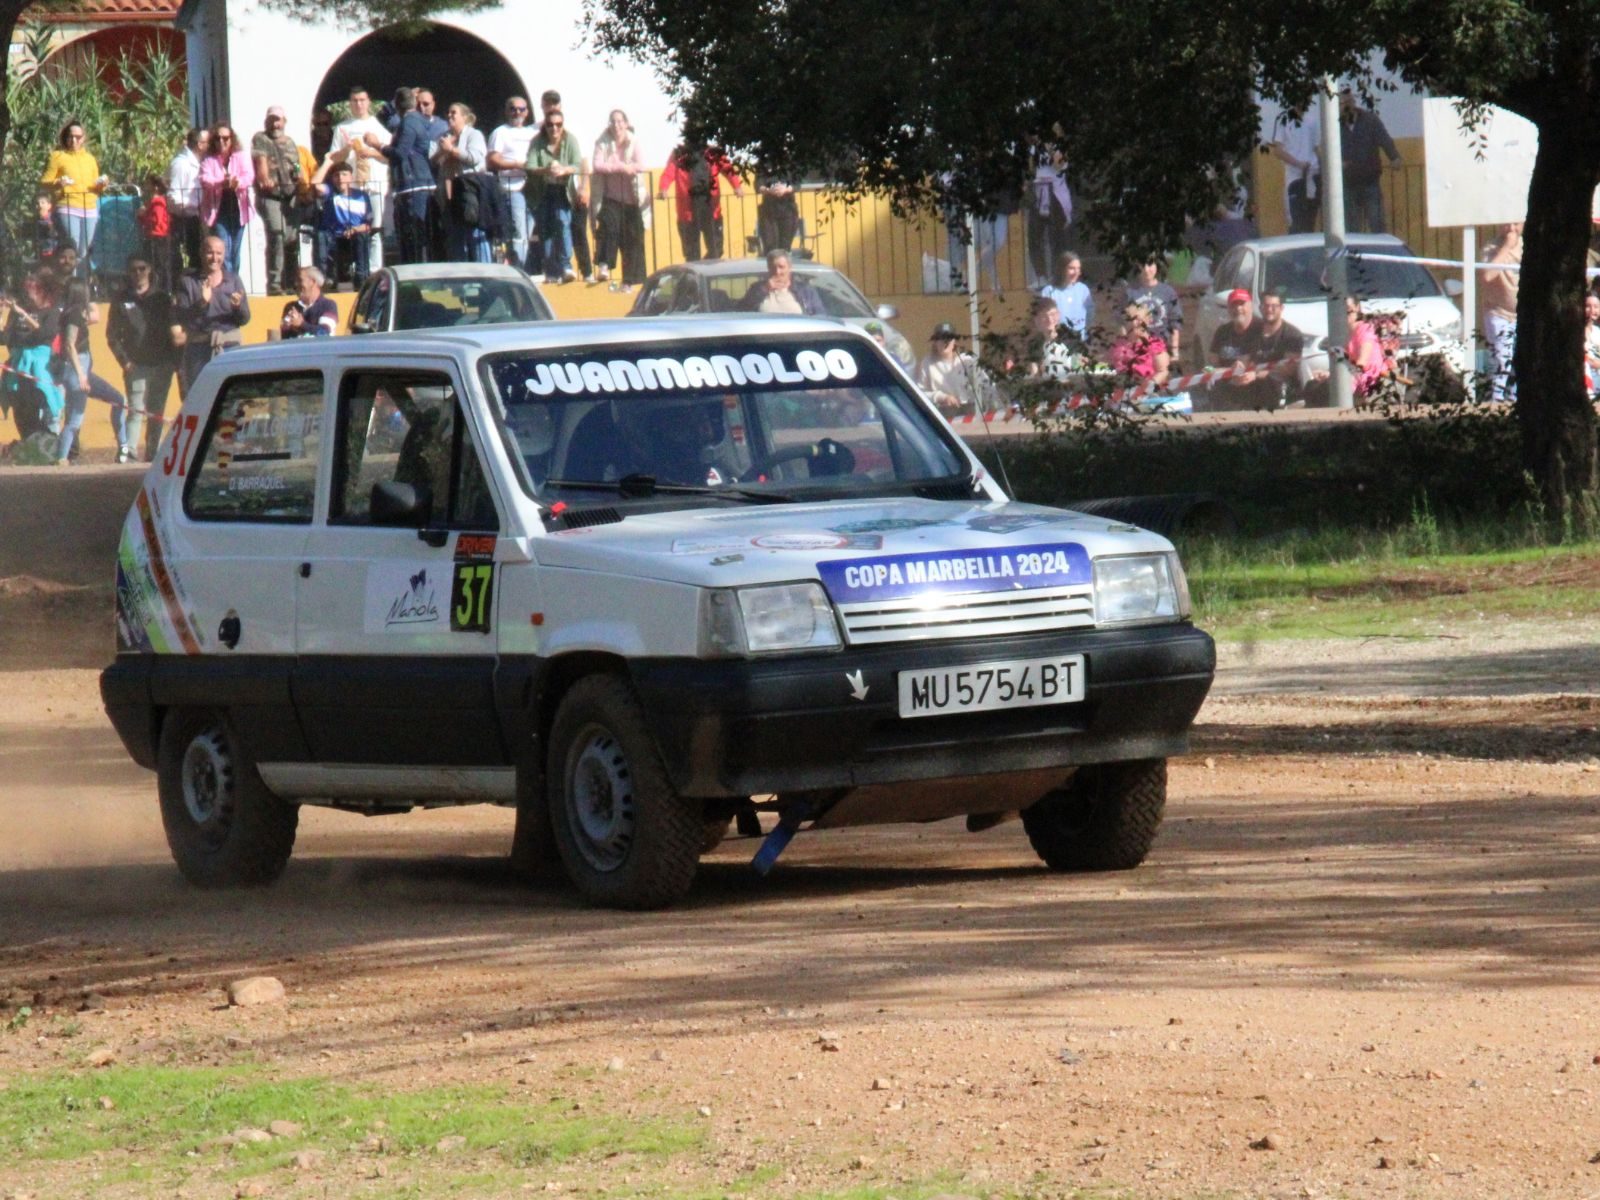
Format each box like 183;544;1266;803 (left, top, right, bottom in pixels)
560;404;626;481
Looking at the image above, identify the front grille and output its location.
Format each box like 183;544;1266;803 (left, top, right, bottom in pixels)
835;584;1094;645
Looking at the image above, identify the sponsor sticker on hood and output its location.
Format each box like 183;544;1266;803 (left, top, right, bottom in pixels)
819;542;1090;603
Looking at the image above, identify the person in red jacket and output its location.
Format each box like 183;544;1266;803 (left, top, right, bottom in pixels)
657;142;743;261
137;174;173;290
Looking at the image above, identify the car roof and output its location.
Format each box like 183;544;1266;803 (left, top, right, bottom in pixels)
380;263;541;283
1230;233;1408;255
212;316;870;371
659;258;839;278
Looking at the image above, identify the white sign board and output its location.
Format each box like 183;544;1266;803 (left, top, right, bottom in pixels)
1423;96;1600;226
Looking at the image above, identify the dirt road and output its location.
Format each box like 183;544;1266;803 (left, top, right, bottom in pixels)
5;622;1600;1198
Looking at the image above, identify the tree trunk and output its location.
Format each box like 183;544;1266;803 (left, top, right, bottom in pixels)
1515;111;1600;517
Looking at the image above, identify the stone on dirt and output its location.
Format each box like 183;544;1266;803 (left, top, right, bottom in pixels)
1250;1133;1284;1151
84;1046;115;1068
291;1149;325;1170
267;1119;301;1137
233;1128;272;1144
606;1056;625;1071
227;977;286;1007
434;1134;467;1153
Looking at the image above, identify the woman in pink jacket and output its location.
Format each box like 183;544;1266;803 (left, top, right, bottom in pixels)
199;122;255;275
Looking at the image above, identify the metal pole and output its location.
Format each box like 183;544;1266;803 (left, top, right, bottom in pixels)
1318;78;1354;409
965;213;980;353
1459;224;1477;390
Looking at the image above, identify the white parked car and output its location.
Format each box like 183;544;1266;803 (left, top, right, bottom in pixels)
348;262;554;335
1194;234;1469;397
101;318;1213;909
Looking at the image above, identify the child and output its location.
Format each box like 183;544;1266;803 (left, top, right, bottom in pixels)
33;193;59;264
137;176;172;290
311;158;373;291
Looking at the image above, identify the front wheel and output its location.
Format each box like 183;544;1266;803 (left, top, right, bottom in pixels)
546;676;701;909
156;708;298;887
1021;759;1166;871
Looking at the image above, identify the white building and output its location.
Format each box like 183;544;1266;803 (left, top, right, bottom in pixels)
174;0;681;290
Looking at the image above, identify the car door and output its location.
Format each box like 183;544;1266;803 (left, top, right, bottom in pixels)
294;363;507;767
160;368;327;762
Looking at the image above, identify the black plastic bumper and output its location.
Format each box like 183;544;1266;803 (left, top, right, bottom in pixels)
628;623;1215;798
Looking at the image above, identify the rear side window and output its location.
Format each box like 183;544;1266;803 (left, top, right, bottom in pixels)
331;370;499;531
184;372;325;523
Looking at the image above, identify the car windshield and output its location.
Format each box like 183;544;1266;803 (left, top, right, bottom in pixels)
706;271;876;318
1263;246;1443;303
393;278;552;330
482;337;968;505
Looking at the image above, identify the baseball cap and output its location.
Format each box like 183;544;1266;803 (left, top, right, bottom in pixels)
1226;288;1252;306
931;321;957;339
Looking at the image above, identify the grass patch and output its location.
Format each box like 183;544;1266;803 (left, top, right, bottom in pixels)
0;1065;701;1181
1185;532;1600;640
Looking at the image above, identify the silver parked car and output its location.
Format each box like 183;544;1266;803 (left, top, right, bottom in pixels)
627;258;915;368
348;262;555;335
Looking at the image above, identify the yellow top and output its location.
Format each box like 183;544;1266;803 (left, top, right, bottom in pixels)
41;148;103;210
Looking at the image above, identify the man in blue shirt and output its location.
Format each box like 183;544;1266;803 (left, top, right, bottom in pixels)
312;160;373;289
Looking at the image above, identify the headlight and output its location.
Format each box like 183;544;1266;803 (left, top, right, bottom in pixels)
1094;553;1189;626
699;583;843;656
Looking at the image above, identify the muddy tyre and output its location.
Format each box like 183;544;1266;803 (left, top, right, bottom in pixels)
156;708;298;887
1021;759;1166;871
547;676;701;909
699;817;733;855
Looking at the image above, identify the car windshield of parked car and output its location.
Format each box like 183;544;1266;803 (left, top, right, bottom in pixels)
394;279;551;330
483;337;968;505
705;271;875;318
1263;247;1443;304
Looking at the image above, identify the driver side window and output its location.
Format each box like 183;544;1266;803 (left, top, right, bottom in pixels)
331;370;499;531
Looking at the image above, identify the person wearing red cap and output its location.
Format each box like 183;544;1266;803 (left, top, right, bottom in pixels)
1204;288;1266;411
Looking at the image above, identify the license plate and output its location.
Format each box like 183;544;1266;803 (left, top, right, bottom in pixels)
897;654;1086;718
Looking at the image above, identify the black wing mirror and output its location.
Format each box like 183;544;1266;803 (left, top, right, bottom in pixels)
370;480;433;526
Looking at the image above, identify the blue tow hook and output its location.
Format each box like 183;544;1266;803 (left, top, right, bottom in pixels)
750;800;817;876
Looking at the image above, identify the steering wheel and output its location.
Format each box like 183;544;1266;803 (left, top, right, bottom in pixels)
739;437;856;483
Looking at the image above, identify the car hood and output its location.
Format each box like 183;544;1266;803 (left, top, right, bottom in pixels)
531;497;1171;589
1286;294;1462;339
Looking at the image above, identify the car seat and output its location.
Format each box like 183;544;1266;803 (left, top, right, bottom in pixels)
559;403;625;481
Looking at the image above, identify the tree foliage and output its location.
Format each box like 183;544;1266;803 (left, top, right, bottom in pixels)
588;0;1600;513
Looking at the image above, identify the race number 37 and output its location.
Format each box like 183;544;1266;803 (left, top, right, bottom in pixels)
161;413;199;476
451;563;494;634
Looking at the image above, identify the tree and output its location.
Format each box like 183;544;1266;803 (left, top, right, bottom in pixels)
588;0;1600;515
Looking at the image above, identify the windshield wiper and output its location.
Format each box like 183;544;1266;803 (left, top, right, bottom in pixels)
543;475;799;504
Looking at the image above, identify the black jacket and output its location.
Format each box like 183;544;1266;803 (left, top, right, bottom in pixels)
106;286;175;367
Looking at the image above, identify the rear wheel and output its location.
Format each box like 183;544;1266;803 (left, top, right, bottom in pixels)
547;676;701;909
156;708;297;887
1021;759;1166;871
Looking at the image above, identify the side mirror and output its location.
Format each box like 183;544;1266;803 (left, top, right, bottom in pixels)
1444;279;1464;297
875;303;899;321
349;317;372;334
370;480;432;527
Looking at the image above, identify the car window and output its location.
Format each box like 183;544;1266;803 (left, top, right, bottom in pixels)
1230;251;1255;292
669;275;702;313
365;274;391;332
330;370;498;531
392;278;551;330
720;271;875;318
1264;246;1443;302
482;338;969;502
184;372;325;523
1212;249;1242;294
636;275;672;316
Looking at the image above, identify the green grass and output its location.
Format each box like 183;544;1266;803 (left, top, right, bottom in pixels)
0;1065;701;1180
1184;521;1600;640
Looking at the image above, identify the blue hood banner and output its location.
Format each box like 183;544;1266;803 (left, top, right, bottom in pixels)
819;542;1091;603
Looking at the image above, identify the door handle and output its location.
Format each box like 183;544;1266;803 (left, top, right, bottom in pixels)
299;562;311;578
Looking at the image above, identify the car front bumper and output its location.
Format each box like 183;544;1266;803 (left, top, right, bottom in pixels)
629;622;1215;806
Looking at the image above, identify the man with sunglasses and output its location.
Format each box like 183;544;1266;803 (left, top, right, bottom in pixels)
487;96;539;270
525;108;582;283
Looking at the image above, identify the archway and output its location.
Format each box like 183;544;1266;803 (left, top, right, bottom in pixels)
313;23;529;134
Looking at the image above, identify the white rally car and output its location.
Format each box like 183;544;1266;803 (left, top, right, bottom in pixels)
101;317;1215;909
